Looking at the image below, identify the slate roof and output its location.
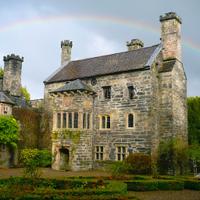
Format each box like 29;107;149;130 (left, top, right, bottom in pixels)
50;79;94;93
0;91;15;105
45;44;162;84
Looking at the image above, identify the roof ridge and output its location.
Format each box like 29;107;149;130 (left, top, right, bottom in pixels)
70;44;160;63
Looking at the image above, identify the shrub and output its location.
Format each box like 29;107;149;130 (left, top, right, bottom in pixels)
0;115;19;148
109;161;130;177
126;180;184;191
125;153;151;174
20;149;51;178
184;180;200;190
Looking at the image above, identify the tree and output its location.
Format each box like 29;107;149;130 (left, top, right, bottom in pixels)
0;115;19;148
0;67;4;78
187;97;200;144
21;87;31;103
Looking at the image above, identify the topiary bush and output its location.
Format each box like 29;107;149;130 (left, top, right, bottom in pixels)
125;153;151;174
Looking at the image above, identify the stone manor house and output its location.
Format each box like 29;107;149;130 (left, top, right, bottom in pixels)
43;12;187;171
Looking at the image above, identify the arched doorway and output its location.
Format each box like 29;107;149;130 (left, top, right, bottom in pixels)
59;148;69;170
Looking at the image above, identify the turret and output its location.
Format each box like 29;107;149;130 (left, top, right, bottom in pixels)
61;40;72;66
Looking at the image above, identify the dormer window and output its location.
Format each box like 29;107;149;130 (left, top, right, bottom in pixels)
103;86;111;99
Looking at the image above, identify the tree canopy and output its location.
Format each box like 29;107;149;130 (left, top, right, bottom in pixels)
187;96;200;144
21;87;31;103
0;115;20;148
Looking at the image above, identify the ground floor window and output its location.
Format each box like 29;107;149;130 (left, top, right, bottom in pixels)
116;146;127;161
95;146;104;160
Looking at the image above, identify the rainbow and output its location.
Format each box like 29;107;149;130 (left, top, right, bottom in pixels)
0;14;199;54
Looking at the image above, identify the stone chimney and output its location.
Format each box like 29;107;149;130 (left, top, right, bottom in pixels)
160;12;182;61
3;54;24;96
61;40;72;66
126;39;144;51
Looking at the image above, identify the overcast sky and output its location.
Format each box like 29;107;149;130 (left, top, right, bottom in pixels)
0;0;199;99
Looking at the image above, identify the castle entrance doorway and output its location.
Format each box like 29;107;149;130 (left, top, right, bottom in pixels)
59;148;69;170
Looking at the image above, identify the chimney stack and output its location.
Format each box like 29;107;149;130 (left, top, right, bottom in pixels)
160;12;182;61
126;39;144;51
61;40;72;66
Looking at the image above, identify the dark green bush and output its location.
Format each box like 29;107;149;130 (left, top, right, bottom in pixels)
184;180;200;190
125;153;151;174
126;180;184;191
109;161;130;177
157;180;184;190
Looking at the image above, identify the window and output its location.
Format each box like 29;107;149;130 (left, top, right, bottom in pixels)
83;113;86;129
57;113;61;128
101;115;110;129
128;86;136;99
68;112;72;128
116;146;127;161
1;144;6;151
74;112;78;128
128;113;134;128
87;113;90;129
83;113;91;129
63;113;67;128
3;106;8;114
95;146;104;160
103;86;111;99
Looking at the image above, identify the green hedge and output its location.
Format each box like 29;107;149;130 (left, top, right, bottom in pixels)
126;180;184;191
184;180;200;190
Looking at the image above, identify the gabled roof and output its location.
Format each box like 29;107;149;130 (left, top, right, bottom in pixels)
45;44;162;84
0;91;15;105
50;79;94;93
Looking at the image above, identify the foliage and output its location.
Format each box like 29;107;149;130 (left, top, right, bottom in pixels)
108;161;130;177
126;180;184;191
52;129;81;144
20;149;52;178
125;153;151;174
20;86;31;103
184;180;200;190
187;96;200;144
0;115;19;148
157;137;188;175
0;67;4;78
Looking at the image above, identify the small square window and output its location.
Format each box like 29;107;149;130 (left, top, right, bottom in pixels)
103;86;111;99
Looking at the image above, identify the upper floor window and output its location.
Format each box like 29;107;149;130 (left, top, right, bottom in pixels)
101;115;110;129
128;86;136;99
74;112;79;128
83;113;91;129
3;106;8;115
63;113;67;128
103;86;111;99
57;113;61;128
128;113;135;128
68;112;72;128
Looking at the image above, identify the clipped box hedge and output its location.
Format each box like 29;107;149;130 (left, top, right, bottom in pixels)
184;180;200;190
126;180;184;191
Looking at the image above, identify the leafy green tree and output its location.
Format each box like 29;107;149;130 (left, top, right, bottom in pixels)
0;67;4;78
21;87;31;103
0;115;19;148
187;96;200;144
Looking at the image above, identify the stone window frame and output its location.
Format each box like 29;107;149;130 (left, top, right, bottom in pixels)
99;114;111;130
115;145;128;161
102;86;111;100
126;113;135;129
83;112;91;130
95;145;104;160
3;106;9;115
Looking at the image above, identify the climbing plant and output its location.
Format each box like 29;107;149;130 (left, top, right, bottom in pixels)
0;115;20;148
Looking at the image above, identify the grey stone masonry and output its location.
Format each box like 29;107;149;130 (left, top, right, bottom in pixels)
44;12;187;171
3;54;23;97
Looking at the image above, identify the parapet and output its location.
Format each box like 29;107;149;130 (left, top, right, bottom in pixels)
160;12;182;24
3;54;24;62
61;40;73;48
